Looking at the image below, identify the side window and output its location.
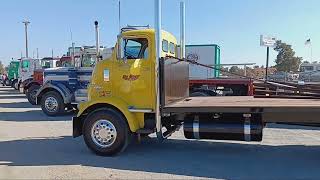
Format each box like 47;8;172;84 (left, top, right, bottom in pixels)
162;40;168;52
123;38;149;59
169;42;175;54
22;60;29;69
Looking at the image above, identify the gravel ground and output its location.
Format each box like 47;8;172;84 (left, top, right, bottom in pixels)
0;86;320;179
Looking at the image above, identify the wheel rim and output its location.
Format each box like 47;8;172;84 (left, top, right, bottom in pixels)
91;119;117;148
45;97;58;112
14;82;18;89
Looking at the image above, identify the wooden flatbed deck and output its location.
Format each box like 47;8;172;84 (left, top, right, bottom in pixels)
163;96;320;123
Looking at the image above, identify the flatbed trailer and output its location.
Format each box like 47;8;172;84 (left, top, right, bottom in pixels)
163;96;320;123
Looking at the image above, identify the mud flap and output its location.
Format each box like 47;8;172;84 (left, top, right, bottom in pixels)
73;116;83;138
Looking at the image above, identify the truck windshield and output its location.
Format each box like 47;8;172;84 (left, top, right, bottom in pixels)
22;60;29;69
124;38;148;59
42;61;51;68
81;54;96;67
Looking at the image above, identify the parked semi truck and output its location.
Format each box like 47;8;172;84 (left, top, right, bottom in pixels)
17;58;42;90
5;61;20;87
35;46;111;116
23;57;61;105
72;25;320;156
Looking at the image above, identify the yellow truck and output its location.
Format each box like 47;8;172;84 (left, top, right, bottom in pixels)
72;26;320;156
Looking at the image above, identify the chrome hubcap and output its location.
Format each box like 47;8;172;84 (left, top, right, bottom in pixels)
91;119;117;148
45;97;58;112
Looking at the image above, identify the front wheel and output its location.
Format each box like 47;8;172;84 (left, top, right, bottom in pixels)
83;109;131;156
40;91;65;116
4;79;10;86
26;84;40;105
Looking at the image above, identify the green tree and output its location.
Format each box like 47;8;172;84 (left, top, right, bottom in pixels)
229;66;244;76
274;40;302;72
0;61;4;74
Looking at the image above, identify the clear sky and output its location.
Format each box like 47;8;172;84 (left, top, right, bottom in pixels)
0;0;319;66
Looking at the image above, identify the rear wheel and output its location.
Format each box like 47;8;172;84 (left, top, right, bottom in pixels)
83;109;131;156
4;79;10;86
40;91;65;116
26;84;40;105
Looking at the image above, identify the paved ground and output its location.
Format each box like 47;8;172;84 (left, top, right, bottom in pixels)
0;86;320;179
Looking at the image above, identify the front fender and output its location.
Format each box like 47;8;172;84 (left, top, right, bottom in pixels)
24;80;40;91
36;82;72;104
77;97;143;132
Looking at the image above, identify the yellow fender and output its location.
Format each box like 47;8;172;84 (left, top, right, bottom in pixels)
77;96;144;132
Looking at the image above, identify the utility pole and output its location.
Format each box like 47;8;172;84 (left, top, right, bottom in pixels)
22;20;30;58
36;48;39;59
118;0;121;33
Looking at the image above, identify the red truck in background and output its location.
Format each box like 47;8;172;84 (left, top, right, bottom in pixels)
23;56;72;105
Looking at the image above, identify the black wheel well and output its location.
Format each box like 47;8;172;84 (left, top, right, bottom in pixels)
24;82;41;90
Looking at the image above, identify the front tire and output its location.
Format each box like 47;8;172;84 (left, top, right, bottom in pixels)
26;84;40;105
11;79;18;89
40;91;65;116
83;109;131;156
4;79;10;86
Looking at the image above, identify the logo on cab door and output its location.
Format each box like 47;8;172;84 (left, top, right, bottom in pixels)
122;74;140;81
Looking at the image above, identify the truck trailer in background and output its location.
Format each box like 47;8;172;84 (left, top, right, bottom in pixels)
179;44;253;96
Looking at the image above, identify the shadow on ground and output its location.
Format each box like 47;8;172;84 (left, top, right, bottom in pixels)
0;136;319;179
0;95;26;99
0;110;74;121
268;123;320;131
0;101;34;108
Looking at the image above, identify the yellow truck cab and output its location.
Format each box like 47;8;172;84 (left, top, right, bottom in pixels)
73;27;178;155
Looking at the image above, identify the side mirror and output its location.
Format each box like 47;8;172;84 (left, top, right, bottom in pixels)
117;36;125;60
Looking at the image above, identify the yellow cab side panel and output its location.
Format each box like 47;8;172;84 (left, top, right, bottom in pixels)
78;29;177;133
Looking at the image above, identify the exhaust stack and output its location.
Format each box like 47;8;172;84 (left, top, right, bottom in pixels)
180;1;186;59
94;21;100;63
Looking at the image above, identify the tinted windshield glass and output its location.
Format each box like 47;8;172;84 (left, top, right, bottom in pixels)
22;60;29;69
124;38;148;59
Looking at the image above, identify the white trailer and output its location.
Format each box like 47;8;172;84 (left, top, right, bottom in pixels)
179;44;221;79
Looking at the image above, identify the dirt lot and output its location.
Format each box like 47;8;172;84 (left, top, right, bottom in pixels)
0;86;320;179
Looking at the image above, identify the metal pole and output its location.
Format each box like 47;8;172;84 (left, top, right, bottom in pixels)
265;47;269;81
36;48;39;59
310;43;313;62
155;0;162;140
244;65;247;76
118;0;121;33
52;49;54;59
22;21;30;58
95;21;100;63
72;42;75;66
180;1;186;59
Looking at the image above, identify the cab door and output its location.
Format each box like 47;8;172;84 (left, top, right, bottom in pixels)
114;35;153;109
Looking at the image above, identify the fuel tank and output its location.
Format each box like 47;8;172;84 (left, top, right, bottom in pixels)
183;113;263;141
